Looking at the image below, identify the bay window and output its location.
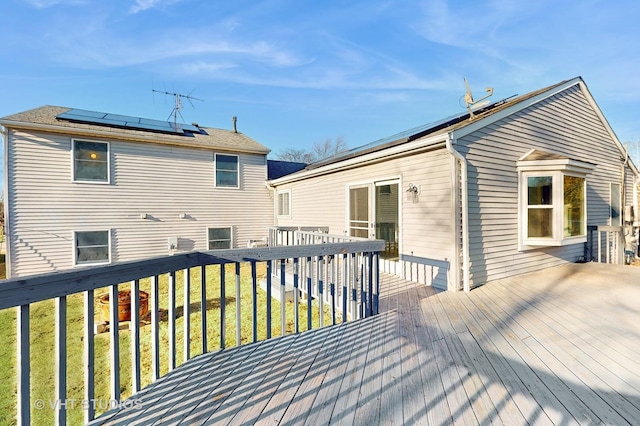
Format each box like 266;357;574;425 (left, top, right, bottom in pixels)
517;150;594;249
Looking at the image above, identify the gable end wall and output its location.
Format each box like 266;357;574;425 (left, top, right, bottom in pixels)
457;84;628;287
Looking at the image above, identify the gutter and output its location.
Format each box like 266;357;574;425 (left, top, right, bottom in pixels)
446;133;470;292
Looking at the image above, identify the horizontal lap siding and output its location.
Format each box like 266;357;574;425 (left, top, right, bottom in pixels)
7;130;271;277
459;85;625;287
275;149;454;287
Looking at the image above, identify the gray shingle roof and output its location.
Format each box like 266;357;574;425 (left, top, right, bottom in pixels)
0;105;270;155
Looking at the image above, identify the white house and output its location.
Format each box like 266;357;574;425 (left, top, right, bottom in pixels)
0;106;272;278
268;77;638;291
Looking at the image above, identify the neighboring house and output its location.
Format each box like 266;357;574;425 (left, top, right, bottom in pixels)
0;106;272;278
268;77;639;291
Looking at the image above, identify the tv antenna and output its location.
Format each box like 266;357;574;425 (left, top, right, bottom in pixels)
152;89;203;129
463;77;493;119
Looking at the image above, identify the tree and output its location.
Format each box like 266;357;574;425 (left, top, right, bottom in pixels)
276;136;347;164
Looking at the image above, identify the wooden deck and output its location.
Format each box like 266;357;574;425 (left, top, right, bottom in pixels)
90;262;640;425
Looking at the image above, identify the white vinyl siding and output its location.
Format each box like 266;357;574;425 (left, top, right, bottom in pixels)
457;84;627;287
274;148;453;289
6;130;271;277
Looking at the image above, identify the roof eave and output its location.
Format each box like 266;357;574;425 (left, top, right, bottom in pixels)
0;119;270;155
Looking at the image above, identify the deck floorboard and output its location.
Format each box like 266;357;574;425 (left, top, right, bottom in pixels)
90;262;640;425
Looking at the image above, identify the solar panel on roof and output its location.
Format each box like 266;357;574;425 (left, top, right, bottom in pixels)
56;108;204;136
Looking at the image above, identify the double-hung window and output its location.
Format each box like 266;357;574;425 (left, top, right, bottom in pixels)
215;154;239;188
517;150;594;249
73;140;109;183
277;190;291;217
75;230;111;265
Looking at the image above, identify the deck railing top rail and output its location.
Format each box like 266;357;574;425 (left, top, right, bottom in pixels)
1;241;384;311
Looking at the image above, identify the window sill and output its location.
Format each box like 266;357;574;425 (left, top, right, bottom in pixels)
520;235;587;250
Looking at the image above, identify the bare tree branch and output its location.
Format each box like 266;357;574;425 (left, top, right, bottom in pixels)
276;136;347;164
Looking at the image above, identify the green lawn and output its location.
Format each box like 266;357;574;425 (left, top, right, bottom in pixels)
0;263;335;425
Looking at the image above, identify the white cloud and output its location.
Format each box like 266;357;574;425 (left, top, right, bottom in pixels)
129;0;182;14
22;0;85;8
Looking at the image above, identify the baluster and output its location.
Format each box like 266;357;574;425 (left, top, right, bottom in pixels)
293;257;300;334
131;280;141;394
220;264;226;350
329;255;336;325
17;304;30;425
151;276;160;381
373;252;380;315
55;296;66;426
201;266;208;353
318;256;324;329
183;269;191;362
251;261;258;343
109;284;120;401
84;291;95;423
280;259;286;336
342;253;348;321
168;271;176;372
307;256;312;331
351;253;357;319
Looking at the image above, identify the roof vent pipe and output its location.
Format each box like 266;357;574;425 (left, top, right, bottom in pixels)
232;116;237;133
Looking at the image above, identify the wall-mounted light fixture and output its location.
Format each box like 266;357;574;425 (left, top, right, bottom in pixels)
140;213;148;219
178;213;186;219
406;183;420;202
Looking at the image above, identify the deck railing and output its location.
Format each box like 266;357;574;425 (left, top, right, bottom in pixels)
267;228;383;320
1;241;383;426
596;225;624;264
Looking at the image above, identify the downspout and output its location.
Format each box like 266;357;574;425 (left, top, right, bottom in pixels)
1;125;10;278
446;133;470;292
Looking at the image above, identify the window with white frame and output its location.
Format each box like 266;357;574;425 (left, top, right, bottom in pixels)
73;140;109;183
277;190;291;217
75;230;110;265
215;154;239;188
517;150;594;249
208;227;232;250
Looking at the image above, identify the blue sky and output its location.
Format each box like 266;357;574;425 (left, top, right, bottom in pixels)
1;0;640;164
